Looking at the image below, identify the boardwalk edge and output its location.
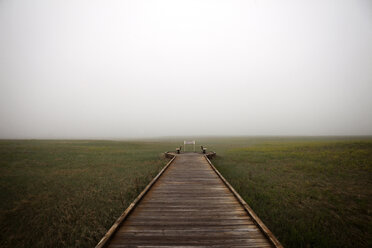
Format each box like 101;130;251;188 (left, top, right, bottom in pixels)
95;154;177;248
204;155;284;248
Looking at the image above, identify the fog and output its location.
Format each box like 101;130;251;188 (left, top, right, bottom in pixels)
1;0;371;139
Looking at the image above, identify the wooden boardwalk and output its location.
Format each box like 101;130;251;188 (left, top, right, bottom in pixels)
97;153;282;248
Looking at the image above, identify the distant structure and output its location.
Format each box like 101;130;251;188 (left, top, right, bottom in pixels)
183;140;196;152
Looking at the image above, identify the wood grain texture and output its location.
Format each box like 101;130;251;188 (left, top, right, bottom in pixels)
101;153;280;247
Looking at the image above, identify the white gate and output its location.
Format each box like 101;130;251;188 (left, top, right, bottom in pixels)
183;140;196;152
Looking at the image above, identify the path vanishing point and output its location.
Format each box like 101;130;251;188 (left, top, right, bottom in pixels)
96;152;283;248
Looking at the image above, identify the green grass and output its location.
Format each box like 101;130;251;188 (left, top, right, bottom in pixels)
211;137;372;248
0;137;371;248
0;140;176;248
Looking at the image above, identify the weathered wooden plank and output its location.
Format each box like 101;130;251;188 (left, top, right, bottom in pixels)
110;237;272;245
136;205;244;209
130;212;249;217
117;230;267;236
119;225;260;232
110;246;271;248
124;219;254;225
110;244;271;248
134;210;248;215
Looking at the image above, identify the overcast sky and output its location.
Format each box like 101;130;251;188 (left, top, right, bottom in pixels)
0;0;371;139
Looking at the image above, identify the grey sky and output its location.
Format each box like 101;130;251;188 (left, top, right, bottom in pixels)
1;0;371;139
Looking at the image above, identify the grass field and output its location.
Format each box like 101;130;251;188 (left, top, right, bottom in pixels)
0;137;371;247
0;140;176;248
209;137;372;248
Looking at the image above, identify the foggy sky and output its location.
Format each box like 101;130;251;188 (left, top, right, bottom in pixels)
1;0;372;139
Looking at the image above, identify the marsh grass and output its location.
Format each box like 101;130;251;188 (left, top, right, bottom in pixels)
212;138;372;248
0;140;176;248
0;137;371;248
